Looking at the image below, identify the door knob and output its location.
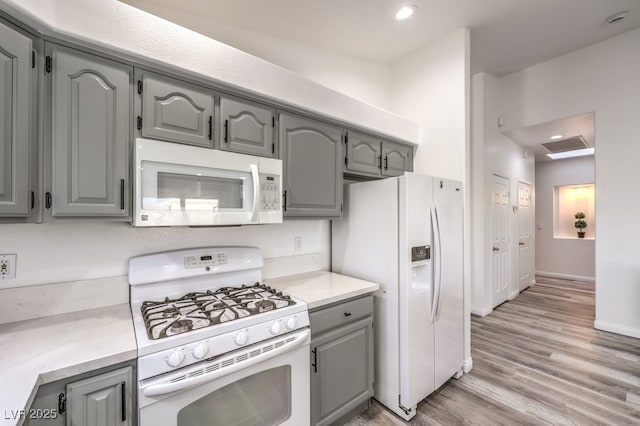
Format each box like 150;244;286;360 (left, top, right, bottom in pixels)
519;242;525;246
492;246;499;252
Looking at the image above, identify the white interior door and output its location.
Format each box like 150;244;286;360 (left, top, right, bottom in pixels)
518;181;533;291
491;174;510;308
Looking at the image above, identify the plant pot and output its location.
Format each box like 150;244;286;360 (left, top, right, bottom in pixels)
577;231;585;238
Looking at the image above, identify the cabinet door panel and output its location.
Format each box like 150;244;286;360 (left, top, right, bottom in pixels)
51;45;130;217
280;113;342;217
0;21;31;216
141;72;213;147
311;318;373;426
345;131;381;177
220;96;275;157
382;141;413;177
67;366;133;426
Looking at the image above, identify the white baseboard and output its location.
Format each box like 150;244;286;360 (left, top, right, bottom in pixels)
471;305;493;317
535;270;595;283
463;357;473;373
594;320;640;339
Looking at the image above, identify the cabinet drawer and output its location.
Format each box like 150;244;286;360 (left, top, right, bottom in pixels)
310;295;373;335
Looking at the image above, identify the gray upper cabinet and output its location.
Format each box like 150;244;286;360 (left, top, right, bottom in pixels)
344;131;382;177
48;44;131;217
219;95;275;157
344;131;414;179
138;70;214;148
66;366;133;426
382;141;413;177
0;20;32;217
279;113;343;217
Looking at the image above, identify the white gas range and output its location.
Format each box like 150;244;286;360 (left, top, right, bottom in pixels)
128;246;310;426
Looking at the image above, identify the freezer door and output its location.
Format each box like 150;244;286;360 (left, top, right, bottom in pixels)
433;178;464;389
398;173;435;411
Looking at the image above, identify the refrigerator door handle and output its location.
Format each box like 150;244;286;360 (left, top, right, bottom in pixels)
429;207;436;323
432;205;443;322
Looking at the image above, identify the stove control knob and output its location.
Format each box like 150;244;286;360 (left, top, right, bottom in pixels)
269;320;282;335
286;316;297;330
167;349;185;368
192;342;209;360
234;331;248;346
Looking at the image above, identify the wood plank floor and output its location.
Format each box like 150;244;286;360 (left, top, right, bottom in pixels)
343;276;640;425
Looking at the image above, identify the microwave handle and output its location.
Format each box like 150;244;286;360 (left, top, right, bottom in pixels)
250;164;260;222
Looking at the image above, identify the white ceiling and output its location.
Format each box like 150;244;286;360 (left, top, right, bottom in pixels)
503;113;595;163
120;0;640;76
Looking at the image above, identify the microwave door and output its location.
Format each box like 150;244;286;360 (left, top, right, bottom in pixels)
139;161;255;226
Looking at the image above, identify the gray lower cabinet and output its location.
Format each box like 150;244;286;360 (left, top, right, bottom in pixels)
47;44;131;218
279;113;343;217
137;70;214;148
66;366;133;426
310;295;374;426
219;95;276;157
24;362;135;426
344;131;413;179
0;20;33;217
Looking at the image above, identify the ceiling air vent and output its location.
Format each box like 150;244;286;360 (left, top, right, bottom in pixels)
541;136;589;154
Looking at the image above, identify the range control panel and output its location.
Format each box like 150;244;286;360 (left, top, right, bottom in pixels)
184;253;228;268
260;174;280;211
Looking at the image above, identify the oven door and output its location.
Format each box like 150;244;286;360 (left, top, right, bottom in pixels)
138;329;310;426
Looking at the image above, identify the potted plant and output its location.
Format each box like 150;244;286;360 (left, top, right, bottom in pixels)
574;212;587;238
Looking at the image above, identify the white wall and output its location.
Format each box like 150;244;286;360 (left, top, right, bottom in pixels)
535;157;595;281
120;0;391;110
470;72;535;316
0;221;330;287
390;29;469;181
501;28;640;338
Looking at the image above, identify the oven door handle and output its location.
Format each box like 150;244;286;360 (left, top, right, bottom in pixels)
250;163;260;223
143;329;310;398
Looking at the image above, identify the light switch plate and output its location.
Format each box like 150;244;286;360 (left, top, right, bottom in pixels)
0;254;17;280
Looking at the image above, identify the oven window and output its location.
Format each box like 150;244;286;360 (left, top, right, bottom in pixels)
156;172;244;210
177;366;291;426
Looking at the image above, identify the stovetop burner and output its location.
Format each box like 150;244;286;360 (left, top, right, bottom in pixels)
141;282;296;340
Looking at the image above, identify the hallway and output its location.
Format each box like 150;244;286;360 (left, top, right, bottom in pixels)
345;276;640;425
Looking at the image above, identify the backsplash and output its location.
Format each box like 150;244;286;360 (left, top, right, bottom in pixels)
0;220;330;322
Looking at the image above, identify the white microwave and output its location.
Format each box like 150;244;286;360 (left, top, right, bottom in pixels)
133;138;282;227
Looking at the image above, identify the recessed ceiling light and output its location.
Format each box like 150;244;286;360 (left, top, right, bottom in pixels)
546;147;594;160
550;134;563;140
396;5;417;20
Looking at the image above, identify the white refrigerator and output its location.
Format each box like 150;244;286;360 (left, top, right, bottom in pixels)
332;173;464;421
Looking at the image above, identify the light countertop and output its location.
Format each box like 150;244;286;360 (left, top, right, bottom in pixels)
267;271;379;310
0;271;377;425
0;304;137;426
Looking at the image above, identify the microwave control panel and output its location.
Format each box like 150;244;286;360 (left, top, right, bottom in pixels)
260;175;280;211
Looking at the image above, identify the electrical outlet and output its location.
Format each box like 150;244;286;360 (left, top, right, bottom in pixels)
294;237;303;251
0;254;17;280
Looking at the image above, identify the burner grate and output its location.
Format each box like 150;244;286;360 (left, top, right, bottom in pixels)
140;282;295;340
